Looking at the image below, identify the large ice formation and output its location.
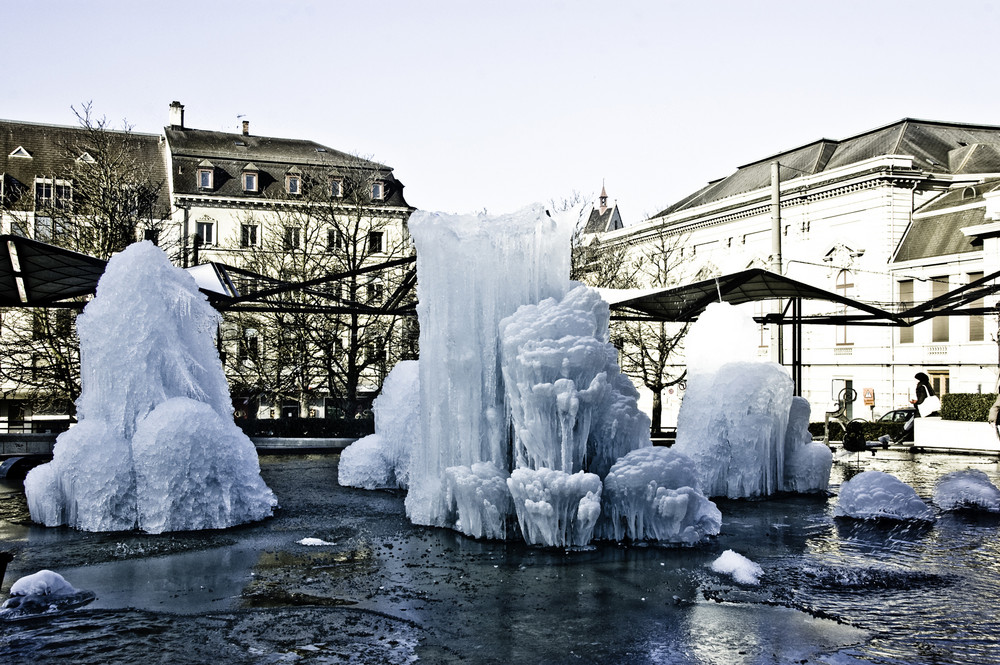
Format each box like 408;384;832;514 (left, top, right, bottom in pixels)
374;205;722;548
834;470;935;521
673;302;832;498
933;469;1000;512
338;360;419;489
24;242;276;533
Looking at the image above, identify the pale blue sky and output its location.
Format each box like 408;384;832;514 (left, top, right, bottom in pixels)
5;0;1000;221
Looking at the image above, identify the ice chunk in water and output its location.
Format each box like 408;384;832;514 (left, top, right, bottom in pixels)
598;447;721;544
835;470;935;521
24;242;276;532
711;550;763;585
933;469;1000;512
1;570;96;618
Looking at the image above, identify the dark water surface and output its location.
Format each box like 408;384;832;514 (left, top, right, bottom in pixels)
2;450;999;664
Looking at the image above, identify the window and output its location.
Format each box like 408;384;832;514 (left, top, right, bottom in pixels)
286;174;301;195
240;224;258;248
327;228;345;252
835;270;853;345
34;179;52;208
969;272;985;342
198;168;213;189
932;276;949;342
9;146;31;159
371;181;385;200
330;178;343;198
283;226;301;250
242;165;259;192
899;279;914;344
144;228;160;245
196;220;214;246
367;279;384;304
367;230;383;254
238;327;259;363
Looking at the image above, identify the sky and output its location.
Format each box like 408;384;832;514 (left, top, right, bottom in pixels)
6;0;1000;223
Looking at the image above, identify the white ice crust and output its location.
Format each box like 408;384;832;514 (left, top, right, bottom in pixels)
835;470;935;521
673;302;832;499
24;242;276;533
711;550;764;585
8;570;78;597
338;360;419;489
933;469;1000;512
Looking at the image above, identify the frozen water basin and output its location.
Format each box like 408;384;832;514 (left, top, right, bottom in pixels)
2;452;1000;664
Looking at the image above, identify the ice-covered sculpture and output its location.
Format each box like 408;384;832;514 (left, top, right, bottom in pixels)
834;470;935;521
673;302;832;498
25;242;276;533
349;205;720;548
404;205;570;530
338;360;419;490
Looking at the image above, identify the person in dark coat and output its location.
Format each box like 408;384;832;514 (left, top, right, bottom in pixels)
913;372;938;416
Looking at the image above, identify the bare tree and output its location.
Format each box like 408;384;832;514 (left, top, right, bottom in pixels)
0;103;172;420
221;154;415;417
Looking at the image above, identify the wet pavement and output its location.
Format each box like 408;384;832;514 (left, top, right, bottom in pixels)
1;450;999;664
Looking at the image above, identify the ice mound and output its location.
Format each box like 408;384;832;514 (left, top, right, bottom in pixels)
339;360;419;490
598;447;721;544
507;468;603;547
1;570;96;618
500;285;652;477
24;242;276;532
782;397;832;493
933;469;1000;512
673;302;831;498
711;550;763;585
835;470;935;521
445;462;513;540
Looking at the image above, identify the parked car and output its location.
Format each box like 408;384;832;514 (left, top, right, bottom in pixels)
877;407;916;423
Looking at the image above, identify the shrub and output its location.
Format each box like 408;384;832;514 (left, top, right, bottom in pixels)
940;393;997;422
808;421;904;442
235;417;374;439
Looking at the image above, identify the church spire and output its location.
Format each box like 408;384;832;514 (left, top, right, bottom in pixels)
599;181;608;215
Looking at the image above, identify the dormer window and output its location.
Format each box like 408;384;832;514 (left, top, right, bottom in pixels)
77;152;96;164
329;178;343;198
285;167;302;195
9;146;31;159
242;163;259;193
371;181;385;200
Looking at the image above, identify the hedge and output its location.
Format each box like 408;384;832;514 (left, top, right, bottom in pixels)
808;421;904;442
940;393;998;422
236;417;374;439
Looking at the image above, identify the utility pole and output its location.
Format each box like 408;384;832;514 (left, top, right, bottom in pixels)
770;161;783;365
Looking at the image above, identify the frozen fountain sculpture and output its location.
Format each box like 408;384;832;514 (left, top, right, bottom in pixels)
342;205;723;547
25;242;277;533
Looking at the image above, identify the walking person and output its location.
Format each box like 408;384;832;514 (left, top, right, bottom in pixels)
892;372;939;444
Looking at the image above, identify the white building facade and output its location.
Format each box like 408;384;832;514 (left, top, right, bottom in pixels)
599;119;1000;427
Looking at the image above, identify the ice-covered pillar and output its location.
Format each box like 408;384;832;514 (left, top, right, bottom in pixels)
404;205;571;528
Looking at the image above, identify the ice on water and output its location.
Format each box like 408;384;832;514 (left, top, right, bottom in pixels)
1;570;96;619
24;242;276;533
338;360;419;490
933;468;1000;512
711;550;764;585
835;470;935;521
673;302;832;499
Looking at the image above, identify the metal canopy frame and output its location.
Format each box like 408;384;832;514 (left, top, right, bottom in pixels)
0;234;107;308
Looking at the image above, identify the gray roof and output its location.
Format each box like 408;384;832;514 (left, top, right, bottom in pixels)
0;119;168;210
656;119;1000;219
583;204;622;234
166;128;411;208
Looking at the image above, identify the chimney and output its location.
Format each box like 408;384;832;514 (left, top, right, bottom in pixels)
242;120;250;136
169;101;185;129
